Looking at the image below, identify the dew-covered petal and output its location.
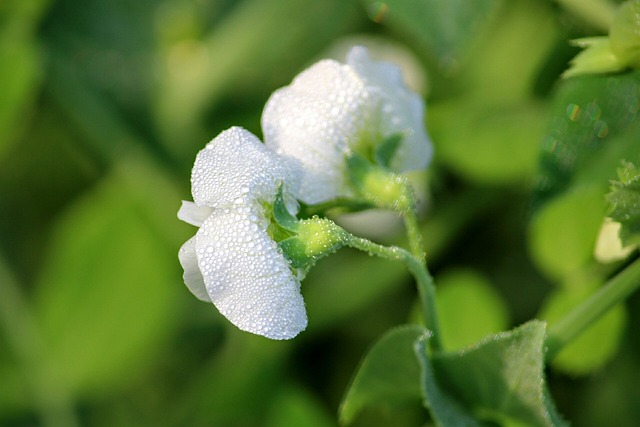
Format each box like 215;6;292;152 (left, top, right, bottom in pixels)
178;237;211;302
347;46;432;172
177;201;214;227
194;206;307;340
191;126;295;210
262;60;370;204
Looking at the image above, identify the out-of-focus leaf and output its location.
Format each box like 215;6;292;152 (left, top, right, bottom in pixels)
0;0;50;158
267;384;335;427
540;286;627;376
430;101;546;184
535;70;640;205
436;269;509;351
339;325;425;425
422;321;567;426
529;185;607;282
34;162;183;396
156;0;362;162
305;249;407;331
361;0;501;74
607;161;640;246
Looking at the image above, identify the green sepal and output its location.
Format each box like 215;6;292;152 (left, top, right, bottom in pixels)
273;186;299;232
346;153;413;213
279;217;349;269
610;0;640;68
607;160;640;246
564;37;625;78
374;133;402;169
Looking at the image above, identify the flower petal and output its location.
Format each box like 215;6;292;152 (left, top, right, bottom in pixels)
177;201;213;227
178;237;211;302
194;205;307;340
191;126;295;210
347;46;433;172
262;60;369;204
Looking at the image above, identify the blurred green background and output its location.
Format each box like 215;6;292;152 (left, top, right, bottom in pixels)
1;0;639;425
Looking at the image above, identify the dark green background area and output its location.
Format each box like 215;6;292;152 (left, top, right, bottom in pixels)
1;0;639;426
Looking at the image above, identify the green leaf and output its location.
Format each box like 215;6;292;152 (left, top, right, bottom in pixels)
33;163;182;397
436;269;509;351
339;325;425;425
540;286;627;376
607;161;640;246
361;0;501;74
0;0;49;158
423;320;567;426
534;70;640;205
267;384;335;427
529;185;607;281
415;334;486;427
430;101;546;184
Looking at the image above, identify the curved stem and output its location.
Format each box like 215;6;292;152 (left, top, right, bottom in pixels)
346;235;442;351
546;256;640;360
403;200;426;261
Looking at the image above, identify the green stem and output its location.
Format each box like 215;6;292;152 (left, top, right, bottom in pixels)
402;188;426;261
0;256;79;427
346;235;442;351
546;256;640;360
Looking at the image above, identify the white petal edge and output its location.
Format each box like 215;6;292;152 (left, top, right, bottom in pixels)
178;201;214;227
178;237;211;302
194;206;307;340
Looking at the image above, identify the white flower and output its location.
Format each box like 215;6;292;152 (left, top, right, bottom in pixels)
178;127;307;340
262;46;432;205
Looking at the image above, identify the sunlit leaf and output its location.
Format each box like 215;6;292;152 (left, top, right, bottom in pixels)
430;101;546;184
529;185;607;281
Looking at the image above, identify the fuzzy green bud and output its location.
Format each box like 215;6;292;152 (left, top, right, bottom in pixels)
279;217;349;269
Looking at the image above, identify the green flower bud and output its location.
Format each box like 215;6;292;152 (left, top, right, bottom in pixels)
279;217;349;269
610;0;640;68
565;0;640;77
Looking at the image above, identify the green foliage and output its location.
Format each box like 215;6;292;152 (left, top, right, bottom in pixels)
436;269;509;351
33;164;183;396
0;0;49;159
422;321;567;427
339;325;425;425
1;0;640;426
529;185;606;281
535;70;640;204
607;161;640;246
540;286;627;375
360;0;501;74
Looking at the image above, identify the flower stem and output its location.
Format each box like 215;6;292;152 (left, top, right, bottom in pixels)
546;256;640;360
346;235;442;351
402;189;426;261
